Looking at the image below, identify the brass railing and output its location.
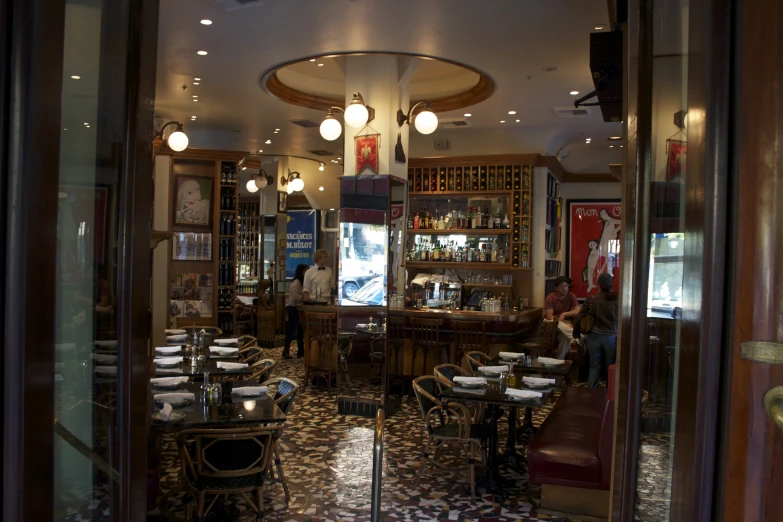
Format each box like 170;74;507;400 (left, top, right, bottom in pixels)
370;405;385;522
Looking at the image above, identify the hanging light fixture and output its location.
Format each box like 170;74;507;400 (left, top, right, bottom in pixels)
280;170;304;193
343;92;371;128
237;154;271;192
155;121;189;151
319;92;374;141
319;162;325;171
397;100;438;135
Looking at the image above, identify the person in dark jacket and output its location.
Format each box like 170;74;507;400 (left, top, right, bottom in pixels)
581;272;619;388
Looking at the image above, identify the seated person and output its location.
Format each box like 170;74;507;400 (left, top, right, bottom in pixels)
545;276;581;358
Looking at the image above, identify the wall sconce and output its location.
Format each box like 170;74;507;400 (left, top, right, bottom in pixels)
237;153;272;192
155;121;189;151
397;100;438;134
319;162;325;171
673;110;688;130
281;170;304;194
319;92;375;141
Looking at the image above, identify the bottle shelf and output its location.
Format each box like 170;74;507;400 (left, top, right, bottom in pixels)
461;283;513;288
407;228;511;235
406;261;520;270
408;190;512;198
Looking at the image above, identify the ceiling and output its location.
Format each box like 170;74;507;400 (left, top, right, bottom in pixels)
155;0;624;208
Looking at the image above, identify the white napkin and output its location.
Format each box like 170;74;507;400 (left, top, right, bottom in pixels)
94;340;118;347
209;346;239;354
153;392;195;404
355;324;368;329
155;346;182;354
94;366;117;375
154;356;183;365
155;368;182;374
92;354;117;364
216;361;248;370
166;334;187;342
538;357;565;365
231;386;268;396
478;365;510;374
454;387;487;395
522;376;556;385
505;388;543;399
499;351;523;359
214;338;239;345
165;329;186;335
452;376;487;385
150;376;189;386
160;403;174;420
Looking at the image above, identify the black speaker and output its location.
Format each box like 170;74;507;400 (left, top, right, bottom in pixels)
589;30;623;122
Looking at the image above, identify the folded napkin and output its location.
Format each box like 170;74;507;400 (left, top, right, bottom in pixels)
499;351;523;359
214;338;239;345
537;357;565;365
153;392;195;404
165;329;186;335
150;376;189;386
94;366;117;375
154;356;183;365
454;387;487;395
216;361;248;370
522;376;556;385
505;388;543;399
166;334;187;342
155;346;182;354
355;323;368;329
155;368;182;374
94;340;118;347
160;403;174;420
478;365;510;374
452;376;487;385
209;346;239;354
231;386;269;396
92;354;117;364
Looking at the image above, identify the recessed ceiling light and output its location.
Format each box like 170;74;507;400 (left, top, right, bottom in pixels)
330;208;335;211
71;75;80;79
464;113;472;117
608;136;622;140
85;125;90;128
192;99;198;102
197;50;208;56
317;63;324;67
337;157;342;160
541;66;557;72
63;128;68;131
193;82;200;85
192;95;198;98
620;145;624;148
275;128;281;131
515;119;520;122
595;24;606;30
609;145;614;148
200;19;212;25
242;167;246;170
570;90;579;95
194;77;201;81
265;139;271;144
508;110;516;115
500;120;505;123
84;122;89;125
273;130;279;134
191;116;196;119
319;186;324;191
310;59;316;62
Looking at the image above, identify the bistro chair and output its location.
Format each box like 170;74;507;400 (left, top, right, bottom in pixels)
433;363;469;382
176;426;280;521
463;351;492;373
412;375;485;499
260;377;300;504
182;325;223;336
249;358;276;384
238;346;264;365
236;335;259;349
540;319;560;359
452;320;487;363
410;318;450;385
303;311;339;394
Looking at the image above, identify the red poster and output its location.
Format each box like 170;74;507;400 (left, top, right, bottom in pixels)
566;200;622;300
355;134;379;175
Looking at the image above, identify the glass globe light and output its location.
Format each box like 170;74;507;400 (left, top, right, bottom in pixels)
246;178;259;193
167;129;189;151
286;183;294;194
290;177;304;192
254;175;268;189
344;102;369;128
414;109;438;135
319;114;342;141
319;163;325;171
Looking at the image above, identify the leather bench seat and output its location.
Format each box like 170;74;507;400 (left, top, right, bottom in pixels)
548;386;606;418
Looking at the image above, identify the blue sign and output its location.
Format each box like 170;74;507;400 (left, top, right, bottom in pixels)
285;210;316;279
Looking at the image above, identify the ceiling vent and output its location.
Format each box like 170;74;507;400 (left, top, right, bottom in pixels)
553;107;593;118
290;119;320;128
308;150;336;157
211;0;264;11
438;117;473;129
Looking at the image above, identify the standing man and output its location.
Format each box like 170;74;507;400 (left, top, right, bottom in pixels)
545;276;581;358
581;273;619;388
302;249;334;302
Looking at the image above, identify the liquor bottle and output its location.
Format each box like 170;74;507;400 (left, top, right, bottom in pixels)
497;170;504;189
488;168;496;190
467;207;473;229
422;169;430;191
491;242;498;263
522;193;530;216
494;211;502;229
522;219;530;242
415;171;422;192
437;213;445;230
407;213;414;229
503;213;510;229
433;242;440;261
408;168;414;189
472;207;480;229
479;244;486;263
521;249;529;268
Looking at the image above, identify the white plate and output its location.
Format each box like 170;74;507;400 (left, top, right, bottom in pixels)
154;397;193;407
152;411;186;422
455;383;482;390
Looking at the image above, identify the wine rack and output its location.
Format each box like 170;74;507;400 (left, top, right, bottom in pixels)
218;161;238;335
237;200;261;296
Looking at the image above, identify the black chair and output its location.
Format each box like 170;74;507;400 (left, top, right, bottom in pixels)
260;377;299;503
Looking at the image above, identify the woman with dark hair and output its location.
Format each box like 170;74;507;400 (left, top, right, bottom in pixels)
284;263;309;359
581;272;619;388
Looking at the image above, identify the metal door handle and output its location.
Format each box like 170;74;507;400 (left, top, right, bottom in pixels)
763;386;783;434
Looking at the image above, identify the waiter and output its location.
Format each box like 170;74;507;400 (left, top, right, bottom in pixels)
302;249;334;302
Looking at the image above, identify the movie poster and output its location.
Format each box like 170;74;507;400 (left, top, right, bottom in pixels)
566;200;622;300
285;210;317;279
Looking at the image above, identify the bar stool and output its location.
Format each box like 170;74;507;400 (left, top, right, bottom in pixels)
410;318;450;383
303;311;338;394
452;320;487;364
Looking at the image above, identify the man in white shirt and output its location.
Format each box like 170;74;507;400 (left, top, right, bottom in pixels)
302;249;334;301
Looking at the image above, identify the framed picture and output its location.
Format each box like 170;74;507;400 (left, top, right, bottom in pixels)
566;199;622;300
277;190;288;213
172;232;213;261
173;175;213;228
666;139;687;180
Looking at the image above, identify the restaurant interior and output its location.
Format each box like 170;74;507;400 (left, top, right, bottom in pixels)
15;0;776;521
